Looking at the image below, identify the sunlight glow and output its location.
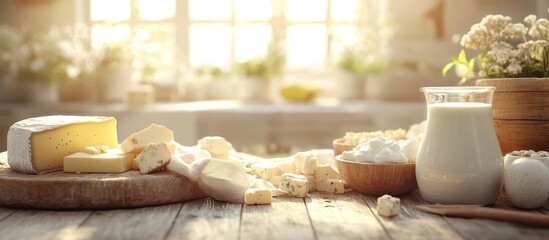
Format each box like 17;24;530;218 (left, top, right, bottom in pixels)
135;0;175;21
90;0;130;21
235;0;272;21
189;24;231;67
286;25;327;68
189;0;231;20
286;0;327;21
235;24;272;62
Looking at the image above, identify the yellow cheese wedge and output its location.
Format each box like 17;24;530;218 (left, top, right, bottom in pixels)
121;124;174;154
7;116;118;174
63;150;133;173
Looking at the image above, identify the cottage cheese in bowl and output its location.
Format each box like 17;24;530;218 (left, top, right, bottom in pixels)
340;137;419;164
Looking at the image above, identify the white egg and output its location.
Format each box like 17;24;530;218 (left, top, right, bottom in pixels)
504;158;549;209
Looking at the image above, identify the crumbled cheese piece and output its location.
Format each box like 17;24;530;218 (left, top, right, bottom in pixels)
377;194;400;217
294;152;317;175
197;136;234;160
135;142;172;174
280;173;309;198
341;137;418;163
245;188;272;205
83;145;110;154
251;162;282;181
406;120;426;142
343;129;407;146
325;178;345;194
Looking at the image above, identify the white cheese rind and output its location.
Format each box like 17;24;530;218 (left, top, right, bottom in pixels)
7;115;117;174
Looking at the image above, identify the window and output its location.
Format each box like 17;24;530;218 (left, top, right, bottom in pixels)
87;0;382;76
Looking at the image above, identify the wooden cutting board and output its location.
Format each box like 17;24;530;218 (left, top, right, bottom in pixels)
0;152;206;210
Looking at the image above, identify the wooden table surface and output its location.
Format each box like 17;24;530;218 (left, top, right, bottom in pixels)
0;190;547;240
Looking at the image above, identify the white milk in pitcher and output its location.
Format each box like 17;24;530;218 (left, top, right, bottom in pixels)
416;102;503;205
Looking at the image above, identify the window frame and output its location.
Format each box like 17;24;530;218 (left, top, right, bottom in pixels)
82;0;363;73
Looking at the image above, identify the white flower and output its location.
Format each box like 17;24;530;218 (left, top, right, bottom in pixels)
487;41;514;65
529;18;549;39
502;23;527;40
506;60;523;75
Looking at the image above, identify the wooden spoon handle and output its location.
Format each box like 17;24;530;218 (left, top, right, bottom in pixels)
451;207;549;227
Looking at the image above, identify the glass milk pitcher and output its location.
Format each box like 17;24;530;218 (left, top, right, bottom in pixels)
416;87;503;205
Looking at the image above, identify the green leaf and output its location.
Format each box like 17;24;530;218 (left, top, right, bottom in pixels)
458;50;467;63
442;62;456;76
468;58;476;73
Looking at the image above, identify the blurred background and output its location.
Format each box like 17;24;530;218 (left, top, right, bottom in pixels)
0;0;546;154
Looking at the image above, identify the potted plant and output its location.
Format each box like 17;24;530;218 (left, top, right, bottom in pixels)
93;42;133;103
15;26;84;104
235;41;284;101
199;66;236;100
443;11;549;153
0;25;24;102
335;48;369;99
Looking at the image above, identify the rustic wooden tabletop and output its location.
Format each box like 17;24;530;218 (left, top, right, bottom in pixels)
0;190;547;240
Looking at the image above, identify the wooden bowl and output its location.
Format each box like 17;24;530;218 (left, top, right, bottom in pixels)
335;155;417;196
332;138;354;156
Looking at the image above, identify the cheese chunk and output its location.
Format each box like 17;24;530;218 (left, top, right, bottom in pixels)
306;175;316;192
316;178;328;192
197;136;233;160
135;142;172;174
63;149;133;173
280;173;309;198
121;124;174;154
326;178;345;194
244;188;272;205
294;152;317;175
377;194;400;217
7;115;118;174
269;175;282;188
314;164;340;179
251;162;282;181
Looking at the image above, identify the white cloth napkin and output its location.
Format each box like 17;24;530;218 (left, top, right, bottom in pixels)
166;142;335;203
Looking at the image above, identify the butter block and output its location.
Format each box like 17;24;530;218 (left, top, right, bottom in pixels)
63;149;133;173
244;188;272;205
7;115;118;174
135;142;172;174
294;152;317;175
326;178;345;194
377;194;400;217
121;124;174;154
280;173;309;198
